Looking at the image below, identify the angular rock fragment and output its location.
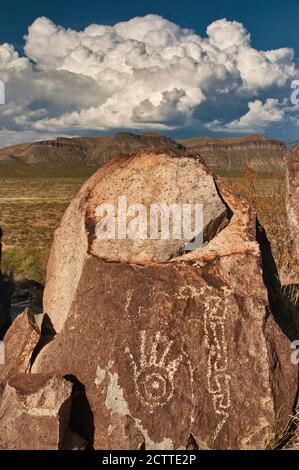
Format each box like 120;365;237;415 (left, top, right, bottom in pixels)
0;308;41;384
0;373;72;450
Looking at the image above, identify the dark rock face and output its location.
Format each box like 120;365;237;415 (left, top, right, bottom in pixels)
33;254;297;450
285;146;299;264
0;373;72;450
30;151;298;449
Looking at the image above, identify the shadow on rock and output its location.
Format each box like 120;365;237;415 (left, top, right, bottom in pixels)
64;374;95;449
257;220;299;342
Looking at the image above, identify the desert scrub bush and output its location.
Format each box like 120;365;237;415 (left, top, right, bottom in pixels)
1;246;49;284
227;167;299;287
265;411;299;450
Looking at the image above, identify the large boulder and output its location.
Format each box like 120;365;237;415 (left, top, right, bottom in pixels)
0;373;72;450
43;151;228;334
285;146;299;264
32;151;298;450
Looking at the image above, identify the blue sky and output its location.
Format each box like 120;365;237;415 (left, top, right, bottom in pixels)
0;0;299;144
2;0;299;53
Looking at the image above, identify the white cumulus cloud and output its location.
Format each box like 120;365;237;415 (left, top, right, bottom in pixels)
0;14;298;145
226;99;285;130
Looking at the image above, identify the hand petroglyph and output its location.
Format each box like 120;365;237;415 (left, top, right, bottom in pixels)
125;331;182;413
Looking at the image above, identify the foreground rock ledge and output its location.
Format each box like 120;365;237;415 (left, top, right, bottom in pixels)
0;373;72;450
29;151;298;450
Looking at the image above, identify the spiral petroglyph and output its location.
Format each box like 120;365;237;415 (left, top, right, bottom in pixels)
125;331;182;412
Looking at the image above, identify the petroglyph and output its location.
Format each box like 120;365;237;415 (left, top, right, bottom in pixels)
102;359;177;449
203;294;231;441
95;366;106;387
124;288;144;320
126;331;182;413
177;283;231;441
124;284;231;437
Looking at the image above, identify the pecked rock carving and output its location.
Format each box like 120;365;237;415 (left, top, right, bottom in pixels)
203;293;231;442
125;331;184;413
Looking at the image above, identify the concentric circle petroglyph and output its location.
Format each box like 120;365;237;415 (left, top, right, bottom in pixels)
126;331;182;412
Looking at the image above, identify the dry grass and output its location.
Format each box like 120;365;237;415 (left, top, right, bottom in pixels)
1;165;298;291
224;167;299;288
0;170;91;283
264;411;299;450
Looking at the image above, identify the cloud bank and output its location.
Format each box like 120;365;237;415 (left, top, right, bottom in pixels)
0;14;298;145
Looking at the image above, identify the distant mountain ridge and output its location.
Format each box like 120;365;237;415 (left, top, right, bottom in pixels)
0;132;288;173
180;135;287;172
180;134;285;150
0;132;184;168
285;139;299;149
